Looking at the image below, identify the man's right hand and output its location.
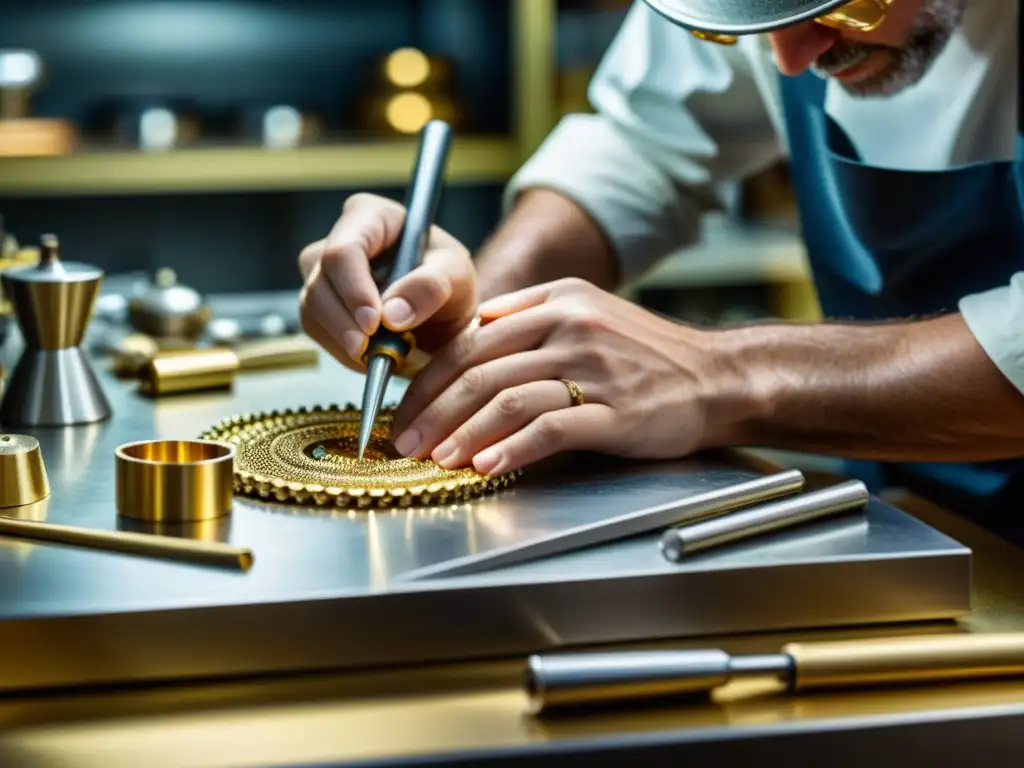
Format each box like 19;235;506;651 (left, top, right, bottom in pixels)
298;192;477;374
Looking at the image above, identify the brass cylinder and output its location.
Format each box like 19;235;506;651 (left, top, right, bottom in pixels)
784;633;1024;690
0;433;50;507
115;439;234;523
138;348;241;396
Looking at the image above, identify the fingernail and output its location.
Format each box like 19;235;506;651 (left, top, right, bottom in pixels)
382;298;413;329
394;429;421;457
432;440;457;467
474;448;502;476
354;306;378;335
342;330;366;360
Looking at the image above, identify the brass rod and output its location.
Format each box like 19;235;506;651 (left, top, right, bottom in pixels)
0;515;253;571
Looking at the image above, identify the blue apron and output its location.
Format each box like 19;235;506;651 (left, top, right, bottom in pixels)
777;70;1024;537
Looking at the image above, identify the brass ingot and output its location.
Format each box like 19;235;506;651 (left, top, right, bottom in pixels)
200;405;520;509
140;348;240;395
0;433;50;508
136;337;320;396
115;439;235;523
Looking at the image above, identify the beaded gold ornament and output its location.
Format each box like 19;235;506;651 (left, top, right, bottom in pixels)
200;404;520;508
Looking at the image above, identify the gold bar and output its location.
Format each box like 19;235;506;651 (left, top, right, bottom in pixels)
0;515;253;571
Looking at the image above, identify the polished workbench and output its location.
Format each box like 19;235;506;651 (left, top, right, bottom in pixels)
0;328;1022;765
0;329;971;697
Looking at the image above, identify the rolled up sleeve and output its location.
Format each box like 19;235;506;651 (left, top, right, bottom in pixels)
503;1;783;283
960;272;1024;394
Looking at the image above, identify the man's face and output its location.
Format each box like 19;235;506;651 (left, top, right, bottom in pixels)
767;0;966;97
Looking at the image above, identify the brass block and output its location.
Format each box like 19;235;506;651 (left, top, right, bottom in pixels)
115;439;235;523
139;348;240;396
0;433;50;508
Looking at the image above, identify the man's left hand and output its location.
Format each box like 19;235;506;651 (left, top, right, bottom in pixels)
390;278;749;476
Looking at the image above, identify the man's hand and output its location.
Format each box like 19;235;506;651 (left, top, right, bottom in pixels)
298;193;477;372
390;278;749;476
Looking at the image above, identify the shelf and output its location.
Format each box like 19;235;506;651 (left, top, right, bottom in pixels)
0;138;523;197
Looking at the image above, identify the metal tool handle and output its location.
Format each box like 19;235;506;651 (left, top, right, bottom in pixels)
660;480;868;561
386;119;452;287
366;119;453;363
526;650;733;715
784;633;1024;690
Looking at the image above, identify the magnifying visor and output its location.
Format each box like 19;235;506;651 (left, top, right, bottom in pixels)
642;0;894;44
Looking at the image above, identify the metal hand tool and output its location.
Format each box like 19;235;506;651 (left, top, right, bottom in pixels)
396;469;805;581
357;119;453;460
660;479;869;561
527;632;1024;714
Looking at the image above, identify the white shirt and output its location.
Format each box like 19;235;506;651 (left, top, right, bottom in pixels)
504;0;1024;393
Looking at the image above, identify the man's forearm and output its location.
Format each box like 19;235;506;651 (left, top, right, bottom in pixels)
475;188;620;301
710;312;1024;461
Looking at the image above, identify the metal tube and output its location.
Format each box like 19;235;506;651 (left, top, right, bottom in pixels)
398;469;805;581
0;516;253;571
526;650;734;715
660;480;869;561
784;633;1024;690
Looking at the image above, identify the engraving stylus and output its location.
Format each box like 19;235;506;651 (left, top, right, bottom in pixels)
356;119;452;461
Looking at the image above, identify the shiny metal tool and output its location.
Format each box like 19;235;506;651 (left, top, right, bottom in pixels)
0;233;112;426
526;632;1024;715
357;119;452;460
660;479;869;561
397;469;805;581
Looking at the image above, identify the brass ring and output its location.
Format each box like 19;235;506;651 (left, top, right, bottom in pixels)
115;439;235;523
561;379;585;407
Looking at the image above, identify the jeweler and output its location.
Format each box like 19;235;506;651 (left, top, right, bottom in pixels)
298;0;1024;536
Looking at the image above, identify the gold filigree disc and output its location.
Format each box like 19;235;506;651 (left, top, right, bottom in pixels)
200;404;519;508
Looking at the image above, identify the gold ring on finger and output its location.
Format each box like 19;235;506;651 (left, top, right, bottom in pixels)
560;379;585;407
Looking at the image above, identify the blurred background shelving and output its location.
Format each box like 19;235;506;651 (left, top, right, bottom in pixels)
0;0;819;320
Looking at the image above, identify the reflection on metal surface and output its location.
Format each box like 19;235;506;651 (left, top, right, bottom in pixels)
118;515;233;544
0;234;112;426
660;480;868;561
34;422;102;485
0;433;49;507
398;470;806;581
115;439;235;523
201;405;519;508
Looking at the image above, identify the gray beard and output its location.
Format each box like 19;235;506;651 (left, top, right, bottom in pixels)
811;0;967;97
